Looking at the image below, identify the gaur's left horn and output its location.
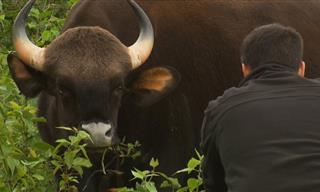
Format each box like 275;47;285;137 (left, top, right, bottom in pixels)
127;0;154;69
12;0;45;71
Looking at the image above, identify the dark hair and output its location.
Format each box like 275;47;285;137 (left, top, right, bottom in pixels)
240;23;303;70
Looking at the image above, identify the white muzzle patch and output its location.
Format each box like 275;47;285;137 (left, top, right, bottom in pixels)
81;122;113;147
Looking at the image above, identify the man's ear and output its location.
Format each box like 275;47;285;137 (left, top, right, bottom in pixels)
298;61;306;77
7;53;44;98
241;63;251;77
126;66;180;107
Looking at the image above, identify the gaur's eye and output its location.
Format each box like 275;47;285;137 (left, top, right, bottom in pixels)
115;86;124;92
113;85;127;94
57;86;71;98
58;88;64;95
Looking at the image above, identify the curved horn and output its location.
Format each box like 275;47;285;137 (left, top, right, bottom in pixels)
127;0;154;69
12;0;45;71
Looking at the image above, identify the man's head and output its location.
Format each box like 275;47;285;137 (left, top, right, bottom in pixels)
240;23;305;77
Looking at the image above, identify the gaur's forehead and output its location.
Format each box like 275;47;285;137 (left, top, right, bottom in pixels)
55;68;125;89
43;26;132;82
40;74;123;101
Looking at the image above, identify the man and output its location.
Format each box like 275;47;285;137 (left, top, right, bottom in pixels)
201;23;320;192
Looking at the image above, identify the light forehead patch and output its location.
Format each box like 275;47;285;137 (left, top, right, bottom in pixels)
45;26;131;83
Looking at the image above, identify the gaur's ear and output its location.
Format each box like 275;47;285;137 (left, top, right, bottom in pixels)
127;66;180;106
7;53;43;98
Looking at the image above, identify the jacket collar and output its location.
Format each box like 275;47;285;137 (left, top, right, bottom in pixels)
239;63;298;87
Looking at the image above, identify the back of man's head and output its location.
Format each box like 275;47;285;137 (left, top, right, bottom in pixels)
240;23;303;70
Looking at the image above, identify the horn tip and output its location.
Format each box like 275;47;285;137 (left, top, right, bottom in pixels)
127;0;138;6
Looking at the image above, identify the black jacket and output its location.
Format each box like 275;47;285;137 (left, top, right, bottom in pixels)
201;64;320;192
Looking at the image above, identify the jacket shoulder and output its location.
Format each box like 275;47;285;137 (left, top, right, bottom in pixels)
205;86;246;114
201;86;246;141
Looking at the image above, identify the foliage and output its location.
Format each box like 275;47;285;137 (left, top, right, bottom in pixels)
0;0;80;191
119;150;204;192
102;139;142;172
0;98;55;191
81;139;142;191
51;127;93;192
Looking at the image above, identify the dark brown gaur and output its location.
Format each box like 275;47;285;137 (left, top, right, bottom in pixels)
11;0;156;147
8;0;320;191
8;0;182;191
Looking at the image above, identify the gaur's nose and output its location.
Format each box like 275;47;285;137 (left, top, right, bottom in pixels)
81;122;116;147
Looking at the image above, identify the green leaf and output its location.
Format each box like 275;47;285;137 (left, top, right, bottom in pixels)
160;180;170;188
118;187;135;192
50;28;59;37
69;130;92;145
0;14;5;21
187;158;200;173
33;174;45;181
77;130;92;142
41;30;51;42
195;149;204;160
21;159;44;167
145;173;159;179
187;178;201;192
157;171;181;188
167;177;181;189
131;169;148;180
30;8;40;17
175;167;191;174
59;179;66;189
6;157;19;175
33;116;47;123
80;145;89;159
9;101;21;110
69;135;79;145
55;138;69;144
132;151;141;159
176;186;189;192
72;157;92;168
73;166;83;176
149;158;159;169
53;165;62;175
17;165;27;177
34;141;53;151
56;126;73;131
27;22;37;29
29;148;37;158
145;182;157;192
0;180;5;188
64;150;78;169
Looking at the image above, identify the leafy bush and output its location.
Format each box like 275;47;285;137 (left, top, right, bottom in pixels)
120;151;204;192
51;128;93;192
0;0;82;191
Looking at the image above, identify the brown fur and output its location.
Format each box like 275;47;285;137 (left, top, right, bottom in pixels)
44;26;131;83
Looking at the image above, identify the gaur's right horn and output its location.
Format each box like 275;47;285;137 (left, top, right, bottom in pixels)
12;0;45;71
127;0;154;69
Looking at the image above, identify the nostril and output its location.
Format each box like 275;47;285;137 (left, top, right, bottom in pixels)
105;129;112;137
